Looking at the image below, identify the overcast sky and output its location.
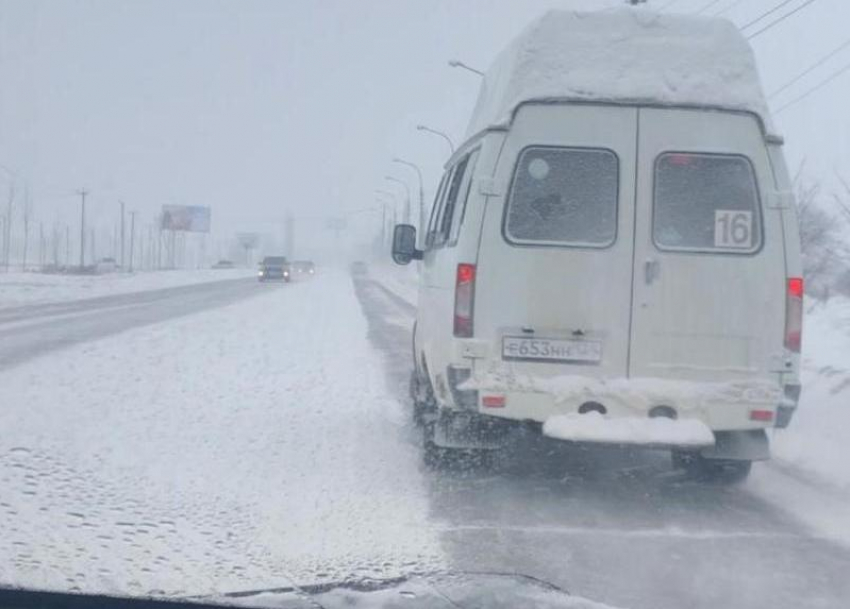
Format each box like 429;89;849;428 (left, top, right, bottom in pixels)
1;0;848;249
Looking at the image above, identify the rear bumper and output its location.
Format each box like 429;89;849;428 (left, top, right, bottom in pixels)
451;372;784;434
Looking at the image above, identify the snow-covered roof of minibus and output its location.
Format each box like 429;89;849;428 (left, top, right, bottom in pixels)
465;8;774;138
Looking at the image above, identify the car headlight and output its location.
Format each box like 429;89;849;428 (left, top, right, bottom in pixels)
258;271;263;276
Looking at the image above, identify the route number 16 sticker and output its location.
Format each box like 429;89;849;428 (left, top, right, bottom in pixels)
714;210;753;248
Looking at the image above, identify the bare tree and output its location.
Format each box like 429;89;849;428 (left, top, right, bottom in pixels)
794;168;850;300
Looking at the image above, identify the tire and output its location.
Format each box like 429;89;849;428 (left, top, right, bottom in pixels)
672;450;752;484
410;369;435;428
422;415;496;471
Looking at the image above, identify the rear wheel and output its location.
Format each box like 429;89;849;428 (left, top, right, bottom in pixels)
672;450;752;484
422;411;499;470
410;369;436;428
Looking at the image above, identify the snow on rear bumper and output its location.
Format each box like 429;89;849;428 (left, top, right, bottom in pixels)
460;372;783;432
542;412;714;448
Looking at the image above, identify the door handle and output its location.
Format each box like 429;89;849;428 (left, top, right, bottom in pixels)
644;259;660;285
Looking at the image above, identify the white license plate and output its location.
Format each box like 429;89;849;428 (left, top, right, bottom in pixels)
502;336;602;363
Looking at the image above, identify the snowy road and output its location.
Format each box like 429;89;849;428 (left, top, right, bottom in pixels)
2;269;850;608
0;278;257;370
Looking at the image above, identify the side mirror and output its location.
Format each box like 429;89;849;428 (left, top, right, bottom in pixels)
391;224;423;265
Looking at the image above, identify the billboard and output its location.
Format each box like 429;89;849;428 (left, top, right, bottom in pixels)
161;205;211;233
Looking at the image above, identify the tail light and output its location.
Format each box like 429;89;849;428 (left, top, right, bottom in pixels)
784;277;803;353
453;263;476;338
750;409;774;423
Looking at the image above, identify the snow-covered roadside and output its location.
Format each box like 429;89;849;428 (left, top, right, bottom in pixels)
0;269;443;596
750;297;850;546
769;296;850;490
0;268;254;310
369;262;418;307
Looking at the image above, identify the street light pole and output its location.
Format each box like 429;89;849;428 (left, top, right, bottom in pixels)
416;124;455;156
77;188;89;271
392;157;425;237
385;176;411;225
375;199;388;248
375;189;398;245
448;59;485;76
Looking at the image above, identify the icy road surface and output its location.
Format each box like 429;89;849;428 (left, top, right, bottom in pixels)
0;277;257;370
2;269;850;609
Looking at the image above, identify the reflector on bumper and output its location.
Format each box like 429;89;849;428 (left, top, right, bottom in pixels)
542;412;715;447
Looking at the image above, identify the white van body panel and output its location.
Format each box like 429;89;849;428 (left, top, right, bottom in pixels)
630;108;786;385
416;132;506;401
474;104;638;382
414;102;799;439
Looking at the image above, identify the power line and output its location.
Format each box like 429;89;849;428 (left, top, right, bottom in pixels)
659;0;681;10
774;59;850;114
713;0;749;16
694;0;724;14
745;0;818;41
769;36;850;98
739;0;797;29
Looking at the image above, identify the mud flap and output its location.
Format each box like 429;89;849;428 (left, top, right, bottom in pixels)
700;429;770;462
431;412;511;450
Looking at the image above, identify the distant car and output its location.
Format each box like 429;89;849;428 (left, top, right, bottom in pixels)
291;260;316;277
95;257;118;273
350;261;367;276
258;256;290;282
212;259;235;269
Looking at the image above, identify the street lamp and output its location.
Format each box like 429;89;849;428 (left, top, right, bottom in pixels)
416;124;456;155
392;157;425;236
375;189;397;206
375;188;398;233
384;176;411;225
448;59;484;76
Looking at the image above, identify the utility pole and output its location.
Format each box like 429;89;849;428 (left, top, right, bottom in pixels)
128;211;136;272
64;225;70;267
119;200;125;269
52;224;60;266
77;188;88;270
22;186;31;271
38;222;44;268
3;182;15;273
284;214;295;259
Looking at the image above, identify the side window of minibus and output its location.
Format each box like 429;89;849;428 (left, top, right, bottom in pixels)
425;170;451;249
448;149;481;246
435;154;471;247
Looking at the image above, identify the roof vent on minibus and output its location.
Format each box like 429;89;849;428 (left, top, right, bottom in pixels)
578;401;606;415
649;406;677;420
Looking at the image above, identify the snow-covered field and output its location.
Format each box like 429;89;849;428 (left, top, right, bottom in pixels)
0;270;442;596
0;269;254;310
